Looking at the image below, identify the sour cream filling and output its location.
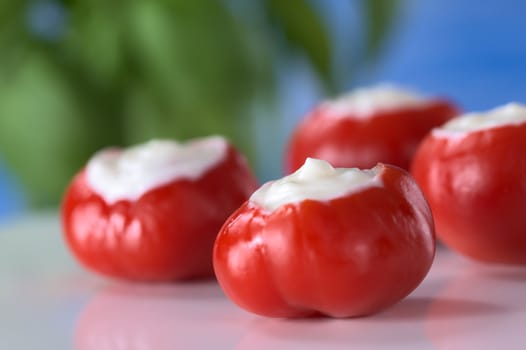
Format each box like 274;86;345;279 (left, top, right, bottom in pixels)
322;84;430;118
250;158;383;212
433;103;526;138
86;136;228;204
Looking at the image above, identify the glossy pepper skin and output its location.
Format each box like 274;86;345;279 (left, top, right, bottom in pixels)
62;145;258;281
285;101;458;173
412;124;526;265
213;164;435;318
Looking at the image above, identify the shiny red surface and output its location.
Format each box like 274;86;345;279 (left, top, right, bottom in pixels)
61;145;259;281
412;123;526;264
213;164;435;318
285;100;458;173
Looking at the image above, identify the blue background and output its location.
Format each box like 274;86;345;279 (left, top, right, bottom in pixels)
368;0;526;110
0;161;25;219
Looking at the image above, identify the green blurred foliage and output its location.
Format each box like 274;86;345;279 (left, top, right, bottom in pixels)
364;0;399;58
265;0;332;86
0;0;398;207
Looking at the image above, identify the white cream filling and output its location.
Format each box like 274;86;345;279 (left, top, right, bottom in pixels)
250;158;383;212
86;136;228;204
322;84;430;118
433;103;526;138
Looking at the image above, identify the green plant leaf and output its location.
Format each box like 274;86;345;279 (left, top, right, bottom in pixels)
0;1;24;51
65;2;123;88
0;51;98;206
122;0;260;154
265;0;332;84
364;0;400;59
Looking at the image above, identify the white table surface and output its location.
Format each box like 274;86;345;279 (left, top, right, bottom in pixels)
1;212;525;350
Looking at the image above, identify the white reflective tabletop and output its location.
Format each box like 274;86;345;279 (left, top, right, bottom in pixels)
1;213;525;349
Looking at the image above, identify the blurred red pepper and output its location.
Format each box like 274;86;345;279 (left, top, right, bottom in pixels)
62;138;258;281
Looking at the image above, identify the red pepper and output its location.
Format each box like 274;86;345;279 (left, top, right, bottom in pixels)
412;105;526;264
285;95;458;173
213;161;435;318
62;138;258;281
